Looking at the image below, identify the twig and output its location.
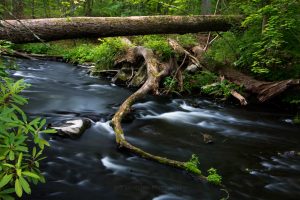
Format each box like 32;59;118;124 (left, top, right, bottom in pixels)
204;0;220;51
166;53;187;94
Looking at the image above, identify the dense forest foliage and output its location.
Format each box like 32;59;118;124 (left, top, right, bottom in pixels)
0;0;300;199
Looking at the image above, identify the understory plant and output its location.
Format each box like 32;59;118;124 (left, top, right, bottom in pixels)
184;154;222;185
0;72;55;199
208;0;300;80
163;71;242;100
184;154;201;175
207;168;222;185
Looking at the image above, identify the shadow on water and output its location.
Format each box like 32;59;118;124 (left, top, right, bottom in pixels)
12;59;300;200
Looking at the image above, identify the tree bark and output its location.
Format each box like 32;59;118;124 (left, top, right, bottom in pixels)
0;15;242;43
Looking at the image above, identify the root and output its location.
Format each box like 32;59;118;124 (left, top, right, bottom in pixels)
110;45;207;181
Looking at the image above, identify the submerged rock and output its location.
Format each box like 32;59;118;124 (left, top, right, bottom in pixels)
201;133;214;144
51;118;91;138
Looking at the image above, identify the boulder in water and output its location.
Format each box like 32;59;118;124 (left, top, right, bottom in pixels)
51;118;91;138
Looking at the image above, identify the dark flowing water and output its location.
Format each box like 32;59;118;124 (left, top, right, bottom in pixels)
12;59;300;200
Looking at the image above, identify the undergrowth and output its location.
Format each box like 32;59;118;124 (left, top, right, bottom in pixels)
163;71;243;100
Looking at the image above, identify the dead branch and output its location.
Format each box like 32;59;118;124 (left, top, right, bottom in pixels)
230;90;248;105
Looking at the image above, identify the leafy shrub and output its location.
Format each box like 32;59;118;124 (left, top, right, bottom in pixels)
201;79;242;98
92;37;130;70
206;32;239;65
0;78;55;199
174;34;198;48
207;168;222;185
134;35;174;60
19;43;51;54
63;37;129;71
209;0;300;80
63;44;95;63
163;76;178;93
183;71;218;93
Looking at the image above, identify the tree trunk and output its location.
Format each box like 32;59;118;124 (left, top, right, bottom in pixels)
31;0;35;19
0;0;10;19
43;0;49;18
0;15;242;43
219;67;300;102
201;0;212;15
84;0;93;16
12;0;24;19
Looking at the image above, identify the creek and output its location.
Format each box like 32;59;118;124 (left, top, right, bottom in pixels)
12;59;300;200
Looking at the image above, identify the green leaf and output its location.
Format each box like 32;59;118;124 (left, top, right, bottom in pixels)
22;171;40;179
8;151;14;161
42;129;57;134
19;176;31;195
0;174;13;189
2;163;14;168
11;104;27;123
0;194;15;200
29;117;41;129
17;153;23;168
39;175;45;183
16;169;22;178
40;119;46;128
14;179;22;197
0;188;15;194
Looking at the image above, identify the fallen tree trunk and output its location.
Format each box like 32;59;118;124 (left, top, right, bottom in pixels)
0;15;242;43
219;67;300;102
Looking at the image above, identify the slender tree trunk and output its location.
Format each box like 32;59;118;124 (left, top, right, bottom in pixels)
69;0;75;16
12;0;24;19
201;0;212;15
0;15;242;43
43;0;49;17
261;0;270;33
0;0;9;19
31;0;35;18
84;0;93;16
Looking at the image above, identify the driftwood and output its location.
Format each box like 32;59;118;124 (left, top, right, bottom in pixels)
110;45;208;181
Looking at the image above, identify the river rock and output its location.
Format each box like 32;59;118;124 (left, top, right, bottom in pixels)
51;118;91;138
